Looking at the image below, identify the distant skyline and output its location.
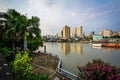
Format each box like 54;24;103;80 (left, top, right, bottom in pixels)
0;0;120;35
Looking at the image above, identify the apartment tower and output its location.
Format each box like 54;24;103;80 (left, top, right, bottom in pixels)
61;25;70;39
72;26;83;38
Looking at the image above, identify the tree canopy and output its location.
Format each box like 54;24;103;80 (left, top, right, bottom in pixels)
0;9;43;60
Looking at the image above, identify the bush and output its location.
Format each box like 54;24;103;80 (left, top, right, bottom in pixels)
12;51;32;79
27;73;48;80
77;59;120;80
28;37;43;51
0;47;12;58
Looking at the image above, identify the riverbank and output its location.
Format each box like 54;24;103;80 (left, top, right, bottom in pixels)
39;42;120;74
45;40;90;44
32;52;70;80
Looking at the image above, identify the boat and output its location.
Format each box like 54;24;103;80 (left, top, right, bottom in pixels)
102;43;120;48
92;46;102;49
92;43;102;47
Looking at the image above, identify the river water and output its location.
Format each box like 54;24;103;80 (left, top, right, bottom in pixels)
38;42;120;74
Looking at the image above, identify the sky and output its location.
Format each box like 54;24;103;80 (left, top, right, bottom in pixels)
0;0;120;35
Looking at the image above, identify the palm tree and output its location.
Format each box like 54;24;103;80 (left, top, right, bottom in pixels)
26;16;41;38
18;15;41;51
3;9;22;58
2;9;42;54
0;12;6;47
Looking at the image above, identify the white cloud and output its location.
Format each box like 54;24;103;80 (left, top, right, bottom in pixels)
27;0;84;35
1;0;119;35
0;3;8;12
27;0;66;35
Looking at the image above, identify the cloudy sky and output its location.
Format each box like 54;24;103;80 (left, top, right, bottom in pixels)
0;0;120;35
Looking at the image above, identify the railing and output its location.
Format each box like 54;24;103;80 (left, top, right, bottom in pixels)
36;50;82;80
56;54;82;80
57;68;79;80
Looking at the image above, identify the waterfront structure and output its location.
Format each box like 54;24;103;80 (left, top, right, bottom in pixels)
61;25;70;39
113;32;120;37
118;32;120;36
93;35;103;41
72;26;83;38
88;31;95;39
99;29;113;37
99;31;104;36
61;30;63;37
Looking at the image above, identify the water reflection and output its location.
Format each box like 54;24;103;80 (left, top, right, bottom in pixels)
61;43;83;56
61;43;70;56
91;45;120;53
102;47;120;52
92;46;102;49
71;44;83;54
39;42;120;74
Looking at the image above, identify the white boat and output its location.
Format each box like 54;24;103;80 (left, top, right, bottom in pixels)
92;43;102;47
92;46;102;49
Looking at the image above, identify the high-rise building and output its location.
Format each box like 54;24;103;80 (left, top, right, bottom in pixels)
72;28;76;37
101;29;113;37
118;32;120;36
72;26;83;38
113;32;120;37
61;25;70;39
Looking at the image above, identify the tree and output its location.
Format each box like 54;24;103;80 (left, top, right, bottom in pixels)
0;12;6;47
3;9;21;58
0;9;43;59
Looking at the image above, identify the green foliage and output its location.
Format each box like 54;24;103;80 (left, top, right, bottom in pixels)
0;47;12;58
0;9;43;58
12;51;32;79
28;37;43;51
27;73;48;80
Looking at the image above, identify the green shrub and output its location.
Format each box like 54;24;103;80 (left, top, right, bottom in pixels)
12;51;32;79
27;73;48;80
0;47;12;58
28;37;43;51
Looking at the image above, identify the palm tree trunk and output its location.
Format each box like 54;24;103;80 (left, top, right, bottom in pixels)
12;40;15;60
24;30;27;51
24;40;27;51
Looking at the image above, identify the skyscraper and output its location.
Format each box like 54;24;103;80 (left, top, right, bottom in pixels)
62;25;70;39
72;28;76;37
72;26;83;38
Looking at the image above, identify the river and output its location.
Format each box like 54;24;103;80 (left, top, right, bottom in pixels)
38;42;120;74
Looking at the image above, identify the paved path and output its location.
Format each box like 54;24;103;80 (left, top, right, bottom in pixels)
0;53;13;80
32;53;69;80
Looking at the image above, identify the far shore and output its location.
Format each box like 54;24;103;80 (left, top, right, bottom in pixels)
44;41;90;44
45;41;120;44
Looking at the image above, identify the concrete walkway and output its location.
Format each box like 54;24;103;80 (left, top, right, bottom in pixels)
32;53;69;80
0;53;13;80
